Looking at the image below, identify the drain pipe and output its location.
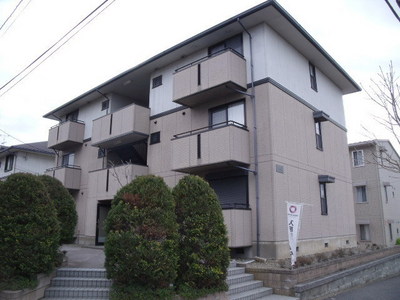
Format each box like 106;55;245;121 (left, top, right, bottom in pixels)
237;18;261;257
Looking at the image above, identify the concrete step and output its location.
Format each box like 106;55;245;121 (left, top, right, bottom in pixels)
228;280;264;295
228;266;246;276
51;277;112;288
257;295;300;300
227;273;254;286
44;287;109;298
56;268;107;278
229;286;273;300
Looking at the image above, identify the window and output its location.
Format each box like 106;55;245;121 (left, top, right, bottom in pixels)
150;132;160;145
210;100;245;128
360;224;370;241
309;62;318;91
4;154;14;172
208;34;243;56
384;185;389;203
320;183;328;215
207;171;248;209
101;100;109;111
389;223;393;241
66;110;79;122
62;153;75;167
315;121;323;150
152;75;162;88
98;148;106;158
356;186;367;203
352;150;364;167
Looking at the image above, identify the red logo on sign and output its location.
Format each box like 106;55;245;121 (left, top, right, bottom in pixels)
289;205;297;213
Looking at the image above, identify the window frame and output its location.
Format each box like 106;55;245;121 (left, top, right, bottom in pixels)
315;121;323;150
320;182;328;215
208;34;243;56
4;154;14;172
152;75;162;89
66;110;79;122
359;224;370;241
355;185;367;203
352;150;365;167
101;100;109;111
209;99;246;128
309;62;318;92
150;132;161;145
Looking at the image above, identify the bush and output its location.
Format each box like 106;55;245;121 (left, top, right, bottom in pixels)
0;173;60;288
38;175;77;244
396;238;400;245
105;175;178;299
172;175;230;298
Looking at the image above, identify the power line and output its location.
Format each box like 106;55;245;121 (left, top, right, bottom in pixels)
385;0;400;22
0;128;47;153
0;0;24;32
0;0;115;97
0;0;32;38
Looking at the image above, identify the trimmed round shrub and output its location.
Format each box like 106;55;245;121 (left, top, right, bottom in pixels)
0;173;60;283
105;175;178;299
173;175;230;296
38;175;77;244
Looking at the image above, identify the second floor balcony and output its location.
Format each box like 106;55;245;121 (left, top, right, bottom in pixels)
92;103;150;149
173;49;247;107
45;165;81;190
88;163;149;200
171;121;250;173
48;120;85;150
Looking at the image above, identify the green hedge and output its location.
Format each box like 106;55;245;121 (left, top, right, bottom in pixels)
39;175;77;244
105;175;178;299
0;173;60;285
173;175;230;297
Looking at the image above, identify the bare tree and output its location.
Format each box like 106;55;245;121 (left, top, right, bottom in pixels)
363;61;400;171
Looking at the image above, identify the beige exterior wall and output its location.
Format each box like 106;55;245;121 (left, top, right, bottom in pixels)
349;141;400;247
48;121;85;150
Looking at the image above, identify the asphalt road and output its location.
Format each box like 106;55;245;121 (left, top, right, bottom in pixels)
326;275;400;300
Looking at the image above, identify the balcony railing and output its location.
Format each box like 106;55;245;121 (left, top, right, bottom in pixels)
172;49;247;107
45;165;81;190
88;164;149;200
171;121;250;173
48;120;85;150
92;103;150;148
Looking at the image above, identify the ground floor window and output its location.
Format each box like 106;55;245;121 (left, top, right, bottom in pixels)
320;183;328;215
207;170;248;209
360;224;370;241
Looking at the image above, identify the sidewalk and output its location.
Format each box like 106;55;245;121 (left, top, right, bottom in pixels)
60;244;105;268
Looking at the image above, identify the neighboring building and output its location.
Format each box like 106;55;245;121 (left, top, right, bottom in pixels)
44;0;360;258
349;140;400;247
0;141;55;180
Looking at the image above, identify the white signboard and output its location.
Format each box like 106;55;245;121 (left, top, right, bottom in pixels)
287;202;303;267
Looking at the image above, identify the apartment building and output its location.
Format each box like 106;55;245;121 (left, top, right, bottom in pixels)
44;0;360;258
349;140;400;247
0;142;54;180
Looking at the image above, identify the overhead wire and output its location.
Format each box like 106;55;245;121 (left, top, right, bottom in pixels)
0;0;24;32
0;128;49;152
0;0;116;97
0;0;32;38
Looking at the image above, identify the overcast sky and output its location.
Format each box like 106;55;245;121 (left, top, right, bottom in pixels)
0;0;399;147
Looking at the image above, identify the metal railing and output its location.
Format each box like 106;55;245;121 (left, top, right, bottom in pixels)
46;164;81;172
174;48;244;73
173;120;247;139
50;119;85;129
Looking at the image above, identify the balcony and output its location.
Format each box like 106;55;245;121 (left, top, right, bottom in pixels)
48;120;85;150
171;121;250;173
45;165;81;190
173;49;247;107
92;104;150;148
88;164;149;200
223;209;252;248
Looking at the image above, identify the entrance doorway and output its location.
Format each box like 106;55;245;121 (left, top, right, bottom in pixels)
96;200;111;245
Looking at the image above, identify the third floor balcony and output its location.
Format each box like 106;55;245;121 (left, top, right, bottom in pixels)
48;120;85;150
92;103;150;149
172;49;247;107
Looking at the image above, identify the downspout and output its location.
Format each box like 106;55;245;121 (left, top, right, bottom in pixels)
238;18;261;257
